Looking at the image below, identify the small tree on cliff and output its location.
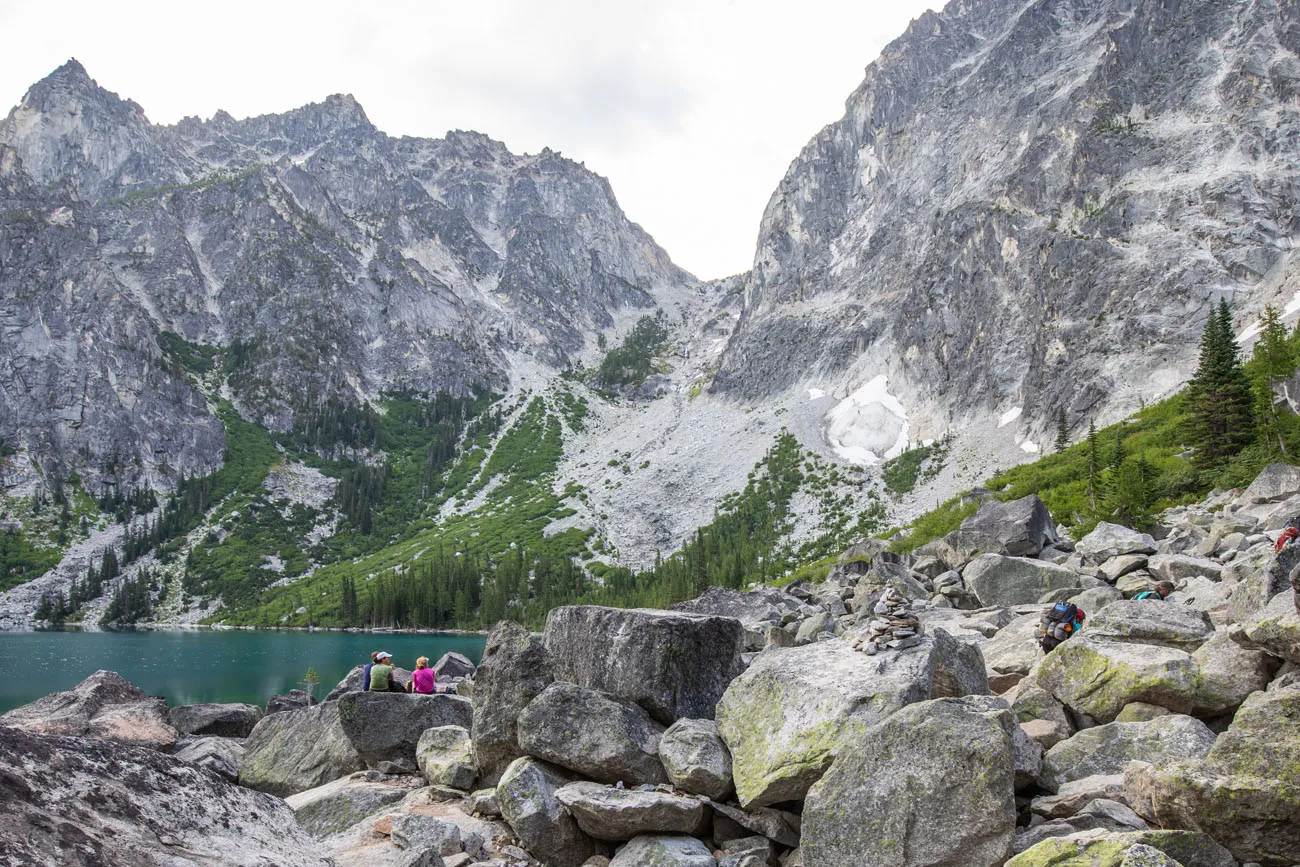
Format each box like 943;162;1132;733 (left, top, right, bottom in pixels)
1250;304;1294;455
1054;408;1069;453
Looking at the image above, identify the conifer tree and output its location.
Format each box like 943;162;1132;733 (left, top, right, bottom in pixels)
1054;408;1069;453
1085;420;1100;509
1185;299;1255;467
1250;304;1295;455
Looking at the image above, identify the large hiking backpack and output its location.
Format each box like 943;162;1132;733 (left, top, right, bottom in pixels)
1039;601;1083;653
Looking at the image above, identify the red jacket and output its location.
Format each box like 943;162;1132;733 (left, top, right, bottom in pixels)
1277;527;1299;552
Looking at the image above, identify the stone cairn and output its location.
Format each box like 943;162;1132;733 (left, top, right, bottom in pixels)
850;587;923;655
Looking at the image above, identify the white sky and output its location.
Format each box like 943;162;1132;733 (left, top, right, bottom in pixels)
0;0;936;280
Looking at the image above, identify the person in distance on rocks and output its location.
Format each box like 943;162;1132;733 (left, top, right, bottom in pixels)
368;652;398;692
362;650;379;691
1133;581;1175;601
407;657;436;694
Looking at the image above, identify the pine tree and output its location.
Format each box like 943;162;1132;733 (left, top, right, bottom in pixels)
1185;299;1255;467
1250;304;1295;455
1054;408;1069;454
1085;419;1100;509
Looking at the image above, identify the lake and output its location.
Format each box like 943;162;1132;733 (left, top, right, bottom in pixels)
0;629;487;715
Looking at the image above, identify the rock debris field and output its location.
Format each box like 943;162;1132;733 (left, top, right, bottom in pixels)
3;463;1300;866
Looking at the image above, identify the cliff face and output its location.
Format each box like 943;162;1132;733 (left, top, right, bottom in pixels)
714;0;1300;441
0;60;694;486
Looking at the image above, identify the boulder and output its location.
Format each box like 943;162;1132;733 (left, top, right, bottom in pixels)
1099;555;1149;583
1226;543;1300;623
1070;585;1125;613
238;700;366;797
1241;462;1300;504
173;735;245;782
707;801;801;848
284;771;418;838
1116;702;1175;723
0;669;178;750
669;585;795;627
391;813;464;857
1124;683;1300;866
544;605;745;725
848;559;930;614
0;725;329;866
1189;631;1280;716
794;611;834;643
1077;523;1158;563
982;611;1049;688
1039;716;1217;792
960;494;1058;557
555;782;709;840
1166;577;1232;622
1031;774;1127;819
1038;635;1201;723
658;718;733;800
1087;601;1215;652
716;632;987;807
432;652;476;680
1007;830;1235;867
417;725;478;790
496;757;601;867
1239;589;1300;664
337;691;473;773
1012;684;1075;749
471;620;555;784
169;702;263;738
608;835;716;867
324;665;413;701
267;688;317;714
517;682;668;785
803;696;1017;867
964;555;1082;607
1125;761;1300;867
1147;555;1222;584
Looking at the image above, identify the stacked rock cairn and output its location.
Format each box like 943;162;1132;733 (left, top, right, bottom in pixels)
850;587;923;655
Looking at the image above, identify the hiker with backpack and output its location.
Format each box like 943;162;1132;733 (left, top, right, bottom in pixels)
1039;600;1085;653
1133;581;1175;601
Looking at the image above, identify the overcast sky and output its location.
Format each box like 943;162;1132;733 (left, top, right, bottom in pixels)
0;0;936;280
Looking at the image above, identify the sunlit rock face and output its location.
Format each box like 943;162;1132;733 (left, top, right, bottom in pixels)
714;0;1300;442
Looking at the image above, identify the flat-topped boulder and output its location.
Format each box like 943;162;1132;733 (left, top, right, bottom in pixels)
432;651;476;680
1241;462;1300;504
1039;635;1201;723
1007;830;1235;867
963;554;1082;607
0;725;329;866
169;702;263;738
1239;589;1300;664
669;585;799;627
1087;601;1215;652
545;605;745;725
0;669;177;750
609;835;716;867
555;782;709;840
716;631;987;807
803;696;1018;867
517;682;668;786
1039;715;1217;792
1077;523;1158;563
238;701;365;797
337;691;473;773
471;620;555;784
284;771;420;838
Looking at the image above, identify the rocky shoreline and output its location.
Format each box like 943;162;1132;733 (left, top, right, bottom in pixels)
2;464;1300;866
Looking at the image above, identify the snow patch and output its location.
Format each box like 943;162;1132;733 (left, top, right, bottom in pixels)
998;407;1023;428
823;376;909;466
808;388;826;400
1020;440;1040;454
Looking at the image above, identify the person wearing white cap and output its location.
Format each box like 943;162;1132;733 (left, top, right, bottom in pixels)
369;651;397;692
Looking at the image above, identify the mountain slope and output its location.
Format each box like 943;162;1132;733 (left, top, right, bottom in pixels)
715;0;1300;450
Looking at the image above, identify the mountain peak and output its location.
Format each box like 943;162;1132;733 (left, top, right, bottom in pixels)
17;58;145;122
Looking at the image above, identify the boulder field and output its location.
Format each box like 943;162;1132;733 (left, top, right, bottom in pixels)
5;464;1300;865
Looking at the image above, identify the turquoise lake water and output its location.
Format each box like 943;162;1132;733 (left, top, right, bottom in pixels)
0;629;486;714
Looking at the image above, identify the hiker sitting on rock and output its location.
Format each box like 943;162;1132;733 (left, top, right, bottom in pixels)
362;651;379;691
1038;600;1085;653
1133;581;1175;601
408;657;436;694
368;652;398;692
